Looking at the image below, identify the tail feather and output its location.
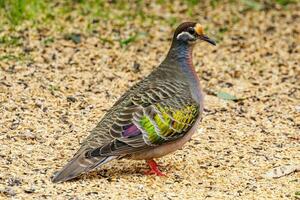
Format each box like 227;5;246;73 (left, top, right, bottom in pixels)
52;149;116;183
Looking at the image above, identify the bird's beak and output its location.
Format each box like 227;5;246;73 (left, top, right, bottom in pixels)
194;23;216;46
199;35;216;46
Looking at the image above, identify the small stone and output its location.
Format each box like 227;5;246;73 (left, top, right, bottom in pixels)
35;100;43;108
24;186;35;194
263;164;300;179
295;105;300;112
2;187;16;197
10;118;20;130
67;96;77;103
7;177;22;186
20;130;36;140
137;184;144;190
23;47;34;53
132;61;140;73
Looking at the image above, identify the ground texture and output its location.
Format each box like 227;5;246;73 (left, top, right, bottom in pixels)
0;1;299;199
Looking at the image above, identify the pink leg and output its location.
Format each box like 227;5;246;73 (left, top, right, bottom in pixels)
144;159;166;176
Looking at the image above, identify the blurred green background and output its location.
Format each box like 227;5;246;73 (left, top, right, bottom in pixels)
0;0;296;28
0;0;297;61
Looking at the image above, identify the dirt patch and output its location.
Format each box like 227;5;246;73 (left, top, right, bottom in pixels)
0;1;299;199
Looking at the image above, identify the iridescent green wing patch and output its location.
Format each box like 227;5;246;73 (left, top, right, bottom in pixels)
139;115;165;144
139;103;199;145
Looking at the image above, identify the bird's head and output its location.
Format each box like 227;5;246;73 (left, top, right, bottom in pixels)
173;22;216;46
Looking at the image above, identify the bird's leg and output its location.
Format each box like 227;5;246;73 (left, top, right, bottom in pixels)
144;159;165;176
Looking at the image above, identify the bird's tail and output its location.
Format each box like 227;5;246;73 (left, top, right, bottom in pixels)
52;148;116;183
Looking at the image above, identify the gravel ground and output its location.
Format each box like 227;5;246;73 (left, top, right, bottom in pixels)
0;1;299;199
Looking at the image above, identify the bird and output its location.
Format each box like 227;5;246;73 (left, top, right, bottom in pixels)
52;22;216;183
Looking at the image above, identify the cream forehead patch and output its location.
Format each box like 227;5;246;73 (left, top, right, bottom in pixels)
194;23;204;35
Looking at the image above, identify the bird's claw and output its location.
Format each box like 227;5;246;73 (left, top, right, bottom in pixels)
144;169;166;176
144;159;166;176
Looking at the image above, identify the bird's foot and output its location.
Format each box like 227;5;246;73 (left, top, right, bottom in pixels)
144;159;166;176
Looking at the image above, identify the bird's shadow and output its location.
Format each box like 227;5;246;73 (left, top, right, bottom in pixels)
60;159;177;183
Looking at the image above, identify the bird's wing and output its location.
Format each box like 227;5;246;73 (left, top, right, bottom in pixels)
83;78;200;157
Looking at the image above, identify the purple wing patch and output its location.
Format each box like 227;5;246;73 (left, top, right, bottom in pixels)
122;124;141;137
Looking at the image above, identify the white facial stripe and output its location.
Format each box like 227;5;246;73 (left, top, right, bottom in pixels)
176;31;195;40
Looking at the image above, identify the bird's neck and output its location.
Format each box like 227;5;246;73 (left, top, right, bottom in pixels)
165;41;202;102
167;41;193;64
166;41;198;81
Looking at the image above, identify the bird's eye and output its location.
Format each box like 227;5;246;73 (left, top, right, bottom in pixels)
187;27;195;35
